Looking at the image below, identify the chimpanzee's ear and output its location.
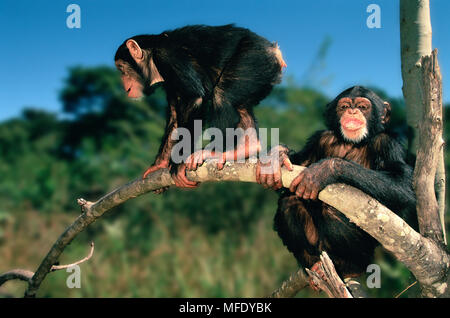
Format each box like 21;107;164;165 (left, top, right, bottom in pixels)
381;101;391;124
126;39;144;61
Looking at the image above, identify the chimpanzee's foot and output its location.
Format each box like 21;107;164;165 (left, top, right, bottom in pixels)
142;160;170;194
142;161;169;179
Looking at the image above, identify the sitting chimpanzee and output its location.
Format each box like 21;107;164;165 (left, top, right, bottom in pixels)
256;86;417;282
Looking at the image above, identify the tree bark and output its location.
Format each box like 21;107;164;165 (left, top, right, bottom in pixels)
319;183;449;297
400;0;446;245
268;268;309;298
413;50;445;245
0;269;33;286
305;252;353;298
400;0;432;141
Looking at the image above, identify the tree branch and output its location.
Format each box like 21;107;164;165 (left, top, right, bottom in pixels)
305;252;353;298
267;268;309;298
414;49;445;244
23;159;306;297
50;242;95;271
319;183;449;296
0;269;34;286
0;157;447;297
400;0;446;246
0;243;95;288
400;0;432;146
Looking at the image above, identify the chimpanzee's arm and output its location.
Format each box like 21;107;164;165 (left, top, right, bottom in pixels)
155;102;178;164
142;102;178;179
151;49;206;166
331;157;415;212
294;135;416;215
334;134;415;211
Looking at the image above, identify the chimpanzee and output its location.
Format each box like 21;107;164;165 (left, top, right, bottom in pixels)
114;24;286;190
256;86;417;283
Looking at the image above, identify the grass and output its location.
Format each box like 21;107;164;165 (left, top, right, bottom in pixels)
0;190;423;298
0;207;301;298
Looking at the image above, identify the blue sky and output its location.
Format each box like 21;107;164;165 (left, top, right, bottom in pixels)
0;0;449;121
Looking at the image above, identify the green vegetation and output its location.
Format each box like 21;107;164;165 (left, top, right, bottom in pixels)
0;66;448;297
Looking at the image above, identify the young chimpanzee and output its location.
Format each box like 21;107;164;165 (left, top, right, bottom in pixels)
256;86;417;284
114;24;286;190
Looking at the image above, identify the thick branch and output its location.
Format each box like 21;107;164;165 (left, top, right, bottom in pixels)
400;1;448;296
413;49;445;244
318;184;449;297
400;0;432;141
401;0;446;245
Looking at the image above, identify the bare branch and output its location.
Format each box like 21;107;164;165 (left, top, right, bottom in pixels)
267;268;309;298
0;269;34;287
305;252;353;298
0;243;94;288
50;242;95;271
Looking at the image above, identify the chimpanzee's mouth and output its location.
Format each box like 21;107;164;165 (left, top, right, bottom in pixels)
341;118;364;131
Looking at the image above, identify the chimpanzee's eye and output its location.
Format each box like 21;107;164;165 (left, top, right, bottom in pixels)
357;104;368;110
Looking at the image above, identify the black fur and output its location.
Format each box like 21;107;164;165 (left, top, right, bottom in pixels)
115;24;284;157
274;86;417;278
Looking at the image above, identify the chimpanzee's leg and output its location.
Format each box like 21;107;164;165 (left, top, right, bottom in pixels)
185;40;284;170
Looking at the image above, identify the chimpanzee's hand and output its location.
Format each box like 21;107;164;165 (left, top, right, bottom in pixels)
289;159;337;200
171;163;199;189
256;145;293;190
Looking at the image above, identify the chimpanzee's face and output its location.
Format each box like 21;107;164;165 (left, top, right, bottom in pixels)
115;59;145;99
114;39;164;99
336;97;372;143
